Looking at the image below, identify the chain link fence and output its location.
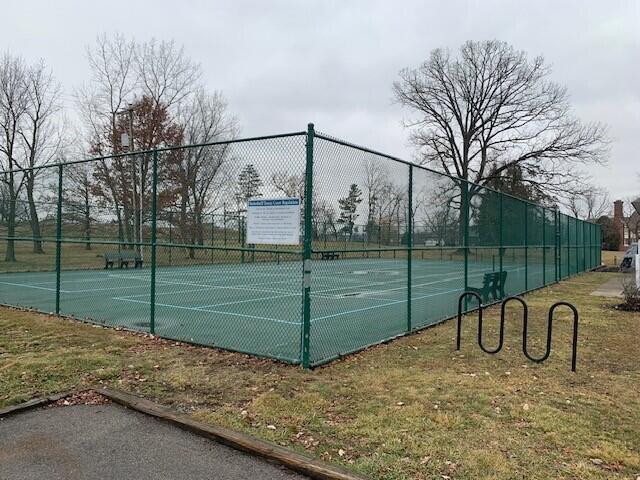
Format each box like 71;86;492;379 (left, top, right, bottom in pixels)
0;125;601;367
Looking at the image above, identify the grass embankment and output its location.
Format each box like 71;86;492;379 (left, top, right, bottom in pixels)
0;272;638;479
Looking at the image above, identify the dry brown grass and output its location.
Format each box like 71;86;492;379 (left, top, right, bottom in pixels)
1;271;638;479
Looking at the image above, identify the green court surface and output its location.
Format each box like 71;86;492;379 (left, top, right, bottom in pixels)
0;257;546;365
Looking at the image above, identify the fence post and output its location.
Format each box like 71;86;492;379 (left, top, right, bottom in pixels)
301;123;315;368
582;220;587;272
499;192;503;286
553;209;560;282
55;164;63;314
407;164;413;332
462;181;469;307
567;214;570;276
542;206;546;285
149;150;158;335
168;211;173;266
524;202;528;291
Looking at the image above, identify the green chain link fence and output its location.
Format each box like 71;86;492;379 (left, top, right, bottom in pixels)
0;124;601;367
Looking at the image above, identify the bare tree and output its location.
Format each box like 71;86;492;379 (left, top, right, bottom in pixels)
0;53;30;261
75;34;136;242
271;171;304;199
136;38;201;112
76;34;221;251
64;161;94;250
174;90;237;250
18;60;63;253
566;188;610;221
363;160;387;244
394;40;609;202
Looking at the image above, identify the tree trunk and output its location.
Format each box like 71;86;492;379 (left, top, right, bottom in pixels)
84;192;91;250
26;176;44;253
5;171;17;262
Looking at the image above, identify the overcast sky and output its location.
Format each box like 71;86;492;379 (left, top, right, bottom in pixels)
2;0;638;204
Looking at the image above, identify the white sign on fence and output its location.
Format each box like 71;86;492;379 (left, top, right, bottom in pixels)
246;198;301;245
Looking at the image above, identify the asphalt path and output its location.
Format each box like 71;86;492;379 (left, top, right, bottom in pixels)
0;404;307;480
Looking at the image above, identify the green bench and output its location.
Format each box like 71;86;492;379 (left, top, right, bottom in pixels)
104;251;143;269
468;271;507;302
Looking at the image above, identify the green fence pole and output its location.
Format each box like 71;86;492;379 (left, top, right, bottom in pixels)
499;192;504;286
524;202;528;291
582;220;587;272
149;151;158;335
462;181;469;306
542;206;546;285
407;164;413;333
553;210;556;280
567;217;571;277
301;123;315;368
168;211;172;266
54;164;63;314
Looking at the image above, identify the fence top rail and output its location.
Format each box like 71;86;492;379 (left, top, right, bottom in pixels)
0;130;306;175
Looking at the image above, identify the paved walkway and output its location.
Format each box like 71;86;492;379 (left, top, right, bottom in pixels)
590;276;623;298
0;404;307;480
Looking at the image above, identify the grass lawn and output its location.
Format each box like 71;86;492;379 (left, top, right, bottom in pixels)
601;250;625;267
0;271;638;479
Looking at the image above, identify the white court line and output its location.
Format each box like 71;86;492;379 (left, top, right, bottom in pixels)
107;274;294;296
310;265;501;296
111;276;299;299
0;281;68;293
113;297;299;325
311;287;464;323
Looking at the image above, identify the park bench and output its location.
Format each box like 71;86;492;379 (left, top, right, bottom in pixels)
320;251;340;260
467;271;507;302
104;251;143;269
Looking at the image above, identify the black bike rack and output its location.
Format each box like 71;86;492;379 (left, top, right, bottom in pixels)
456;293;579;372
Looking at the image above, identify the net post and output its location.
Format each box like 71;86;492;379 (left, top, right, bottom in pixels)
407;164;413;333
55;164;63;314
149;150;158;335
301;123;315;368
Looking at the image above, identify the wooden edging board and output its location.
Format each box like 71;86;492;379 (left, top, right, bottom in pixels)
97;387;368;480
0;390;78;418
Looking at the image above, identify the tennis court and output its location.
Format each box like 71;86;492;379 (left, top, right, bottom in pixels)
0;127;601;366
0;255;541;365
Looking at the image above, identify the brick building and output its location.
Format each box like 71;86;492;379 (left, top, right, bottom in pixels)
613;199;640;251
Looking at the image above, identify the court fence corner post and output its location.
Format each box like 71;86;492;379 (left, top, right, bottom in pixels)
55;163;63;314
149;150;158;335
462;180;469;310
498;191;504;289
524;202;528;291
301;123;315;369
407;164;413;333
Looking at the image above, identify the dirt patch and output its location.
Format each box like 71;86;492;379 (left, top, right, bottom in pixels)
48;390;110;408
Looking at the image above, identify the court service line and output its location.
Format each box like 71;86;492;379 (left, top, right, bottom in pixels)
112;297;299;325
310;287;464;323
